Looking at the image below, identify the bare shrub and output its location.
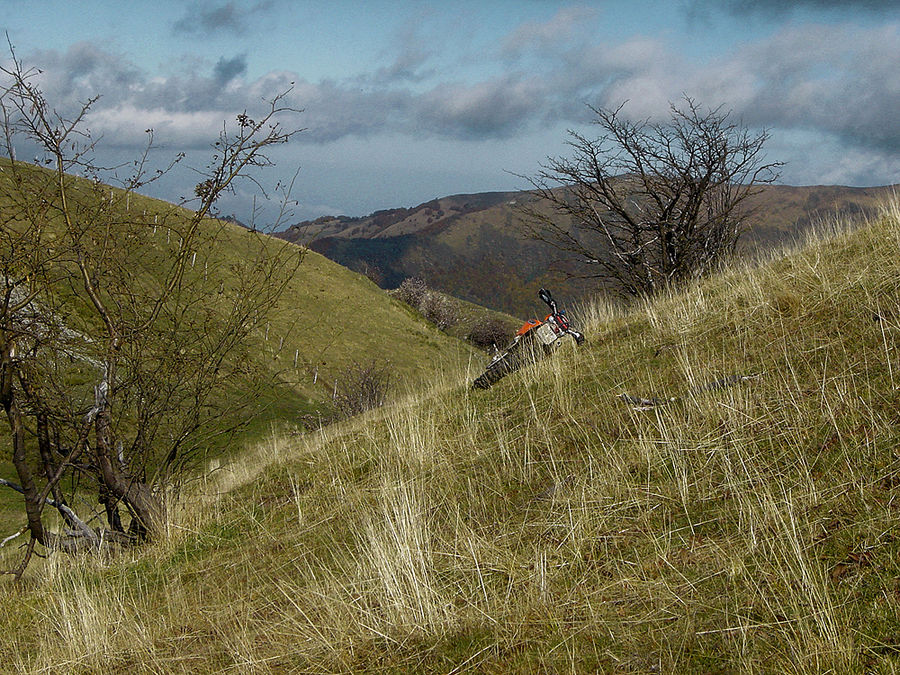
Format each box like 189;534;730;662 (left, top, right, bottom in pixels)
467;315;513;350
334;360;393;418
420;292;459;330
395;277;427;308
392;277;459;332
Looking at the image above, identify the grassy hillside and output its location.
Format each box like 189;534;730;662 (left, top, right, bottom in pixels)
3;201;900;672
282;184;898;317
0;159;477;422
0;160;479;537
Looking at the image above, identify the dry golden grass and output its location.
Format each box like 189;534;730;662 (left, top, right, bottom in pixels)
3;200;900;673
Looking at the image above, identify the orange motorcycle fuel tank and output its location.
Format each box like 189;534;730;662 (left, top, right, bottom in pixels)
515;318;544;336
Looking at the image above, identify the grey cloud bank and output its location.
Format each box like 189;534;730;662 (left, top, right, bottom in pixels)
20;20;900;150
3;4;899;219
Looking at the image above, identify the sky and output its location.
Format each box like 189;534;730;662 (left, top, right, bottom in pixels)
2;0;899;228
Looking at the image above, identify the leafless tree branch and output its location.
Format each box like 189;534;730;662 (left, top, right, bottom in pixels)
521;97;783;296
0;46;305;578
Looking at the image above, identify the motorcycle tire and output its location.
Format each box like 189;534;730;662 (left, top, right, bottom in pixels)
472;350;523;389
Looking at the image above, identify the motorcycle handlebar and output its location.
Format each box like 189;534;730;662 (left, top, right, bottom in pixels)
538;288;557;314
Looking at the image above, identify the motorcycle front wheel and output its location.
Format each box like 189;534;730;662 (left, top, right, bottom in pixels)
472;349;524;389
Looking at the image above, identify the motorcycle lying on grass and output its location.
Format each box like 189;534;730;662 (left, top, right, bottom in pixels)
472;288;585;389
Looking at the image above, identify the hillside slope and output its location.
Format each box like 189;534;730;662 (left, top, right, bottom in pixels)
0;161;479;533
0;159;477;422
279;184;898;316
4;202;900;672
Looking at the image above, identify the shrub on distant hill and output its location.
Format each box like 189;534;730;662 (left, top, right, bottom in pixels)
467;315;513;350
420;291;459;330
394;276;460;331
395;276;428;307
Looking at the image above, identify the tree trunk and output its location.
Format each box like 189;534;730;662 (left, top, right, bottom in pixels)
94;403;165;538
1;344;46;549
6;396;46;546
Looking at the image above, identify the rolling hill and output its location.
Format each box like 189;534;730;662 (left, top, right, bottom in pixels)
4;199;900;672
278;183;898;316
0;159;478;426
0;159;482;535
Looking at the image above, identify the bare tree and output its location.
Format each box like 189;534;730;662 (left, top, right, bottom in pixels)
0;48;304;577
523;98;782;296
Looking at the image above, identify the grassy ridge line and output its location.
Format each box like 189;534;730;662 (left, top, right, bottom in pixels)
3;202;900;672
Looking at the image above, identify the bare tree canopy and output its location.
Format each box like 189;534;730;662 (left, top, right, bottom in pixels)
523;98;783;296
0;47;303;578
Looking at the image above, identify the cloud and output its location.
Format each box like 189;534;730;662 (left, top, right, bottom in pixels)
715;23;900;152
372;13;436;84
130;55;256;116
87;105;227;148
727;0;900;11
515;18;900;159
285;79;410;142
567;38;678;116
416;76;546;139
172;1;272;35
685;0;900;20
502;6;598;58
213;54;248;84
26;42;142;108
6;44;276;149
10;17;900;187
375;43;433;84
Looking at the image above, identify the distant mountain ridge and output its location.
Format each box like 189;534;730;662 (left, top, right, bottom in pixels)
295;191;522;240
277;184;897;316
